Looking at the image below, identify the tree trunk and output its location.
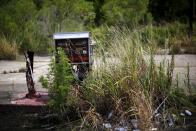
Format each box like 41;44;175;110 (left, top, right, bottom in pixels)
188;0;193;39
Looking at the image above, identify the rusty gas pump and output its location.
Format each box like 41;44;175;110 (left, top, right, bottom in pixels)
53;32;94;81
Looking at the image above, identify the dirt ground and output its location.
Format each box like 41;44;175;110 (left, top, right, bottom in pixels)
0;55;195;104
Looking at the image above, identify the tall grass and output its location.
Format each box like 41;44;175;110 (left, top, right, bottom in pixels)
91;22;195;54
0;37;18;60
77;27;192;130
38;25;194;130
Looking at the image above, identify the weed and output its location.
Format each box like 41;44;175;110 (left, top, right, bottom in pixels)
185;63;192;96
0;36;18;60
39;48;75;114
78;27;193;130
2;70;7;74
9;70;18;73
18;67;26;73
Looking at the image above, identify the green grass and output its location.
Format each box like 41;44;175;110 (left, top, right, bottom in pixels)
78;27;194;130
91;22;196;54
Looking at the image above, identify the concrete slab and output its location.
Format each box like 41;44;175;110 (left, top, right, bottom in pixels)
0;55;195;105
0;56;50;105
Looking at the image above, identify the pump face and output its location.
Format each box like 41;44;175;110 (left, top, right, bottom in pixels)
53;32;93;81
55;38;89;64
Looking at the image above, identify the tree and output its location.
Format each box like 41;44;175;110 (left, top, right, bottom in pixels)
92;0;105;26
102;0;149;26
149;0;189;22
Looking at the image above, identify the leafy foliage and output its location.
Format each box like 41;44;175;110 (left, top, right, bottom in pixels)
39;48;74;112
102;0;149;26
149;0;190;22
0;0;95;54
0;0;194;58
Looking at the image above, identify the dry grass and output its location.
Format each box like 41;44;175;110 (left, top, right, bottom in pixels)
0;37;18;60
75;27;193;130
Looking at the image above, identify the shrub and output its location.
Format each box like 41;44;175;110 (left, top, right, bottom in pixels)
0;37;18;60
39;48;75;113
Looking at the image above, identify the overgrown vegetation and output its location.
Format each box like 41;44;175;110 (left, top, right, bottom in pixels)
93;22;196;55
40;28;195;130
0;0;195;59
1;0;195;129
39;48;75;113
0;0;95;56
0;0;195;130
77;28;195;130
0;36;18;60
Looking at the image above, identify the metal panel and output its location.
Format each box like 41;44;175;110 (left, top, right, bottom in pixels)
53;32;89;40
